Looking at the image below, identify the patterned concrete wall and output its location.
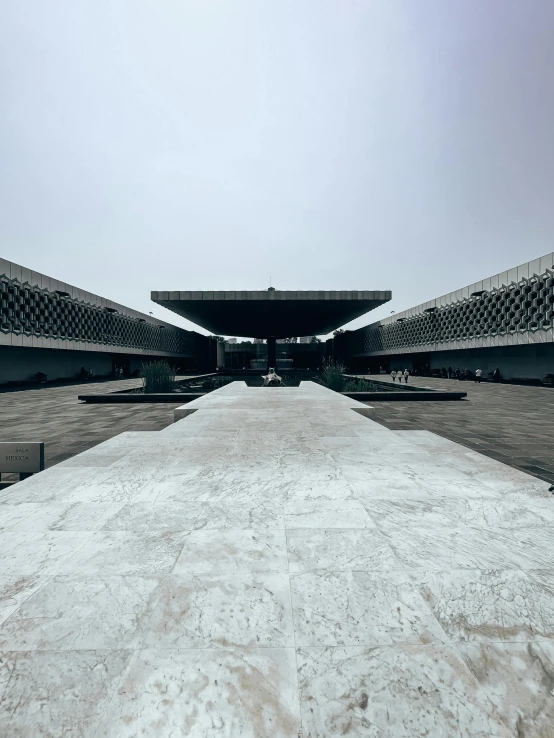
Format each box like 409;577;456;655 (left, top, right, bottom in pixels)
348;253;554;357
0;260;196;358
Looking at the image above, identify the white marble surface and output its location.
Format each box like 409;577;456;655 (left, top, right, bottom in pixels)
143;572;294;648
286;527;402;572
284;498;374;528
0;574;48;625
0;649;134;736
56;531;188;575
1;380;553;736
411;569;554;643
102;499;284;531
96;648;301;738
0;575;166;650
290;570;447;646
296;644;511;736
459;641;554;738
174;529;289;573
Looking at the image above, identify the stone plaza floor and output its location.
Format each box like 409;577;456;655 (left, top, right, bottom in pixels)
1;381;553;736
0;378;180;472
364;374;554;484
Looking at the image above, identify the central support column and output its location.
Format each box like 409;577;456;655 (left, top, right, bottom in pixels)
267;336;276;371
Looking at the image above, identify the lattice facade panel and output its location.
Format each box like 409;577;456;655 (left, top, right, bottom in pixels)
350;268;554;355
0;275;194;355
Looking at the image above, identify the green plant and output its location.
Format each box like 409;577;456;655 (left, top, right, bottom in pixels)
319;359;347;391
343;378;379;392
200;376;234;390
140;360;177;393
318;361;379;393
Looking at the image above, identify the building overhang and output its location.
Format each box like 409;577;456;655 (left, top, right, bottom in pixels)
151;290;391;338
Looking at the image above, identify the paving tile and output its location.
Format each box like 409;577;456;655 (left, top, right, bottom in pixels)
174;530;289;573
0;531;90;576
0;575;166;650
102;500;284;532
286;528;402;572
0;649;133;737
56;531;187;575
143;572;294;648
7;503;123;531
284;499;374;528
296;644;511;737
460;641;554;738
290;570;446;646
363;494;554;532
95;647;301;738
412;569;554;642
0;574;48;625
381;524;548;571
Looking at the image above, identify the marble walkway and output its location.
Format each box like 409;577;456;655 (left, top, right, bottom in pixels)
0;381;553;737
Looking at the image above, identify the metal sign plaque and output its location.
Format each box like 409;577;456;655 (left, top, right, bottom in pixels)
0;442;44;474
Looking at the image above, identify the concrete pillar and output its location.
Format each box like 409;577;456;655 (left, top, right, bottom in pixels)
267;337;276;371
216;341;225;369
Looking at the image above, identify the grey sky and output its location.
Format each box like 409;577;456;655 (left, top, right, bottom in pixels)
1;1;554;338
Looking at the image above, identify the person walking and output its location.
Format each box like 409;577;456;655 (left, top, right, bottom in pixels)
447;366;453;379
391;369;397;382
403;369;409;383
475;368;482;384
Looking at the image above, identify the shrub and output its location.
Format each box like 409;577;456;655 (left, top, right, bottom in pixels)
319;359;347;391
343;378;379;392
199;376;234;390
319;360;379;392
140;360;177;393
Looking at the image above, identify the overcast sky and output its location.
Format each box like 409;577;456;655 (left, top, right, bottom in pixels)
1;1;554;338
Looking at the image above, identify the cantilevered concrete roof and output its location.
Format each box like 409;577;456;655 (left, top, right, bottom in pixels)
151;289;391;338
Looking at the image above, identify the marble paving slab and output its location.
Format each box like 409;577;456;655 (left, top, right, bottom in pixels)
102;499;285;532
5;502;123;532
174;529;289;574
286;528;402;572
290;570;447;647
296;644;511;737
284;498;374;528
142;572;294;648
362;494;554;532
0;650;134;737
95;647;301;738
1;380;554;736
0;574;48;625
411;569;554;643
459;641;554;738
0;575;166;650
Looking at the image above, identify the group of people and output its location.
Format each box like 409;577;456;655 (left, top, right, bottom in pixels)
439;366;501;383
390;369;410;383
79;366;94;379
389;366;502;384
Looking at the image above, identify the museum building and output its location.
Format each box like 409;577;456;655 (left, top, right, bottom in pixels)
1;251;553;385
330;252;554;380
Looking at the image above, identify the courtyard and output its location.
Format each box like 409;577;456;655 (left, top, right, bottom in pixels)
364;375;554;485
0;378;180;474
0;380;553;736
2;0;554;734
1;375;552;485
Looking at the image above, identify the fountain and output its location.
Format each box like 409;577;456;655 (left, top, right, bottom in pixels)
262;368;283;386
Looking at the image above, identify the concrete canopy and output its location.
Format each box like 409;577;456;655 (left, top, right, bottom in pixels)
151;290;391;338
